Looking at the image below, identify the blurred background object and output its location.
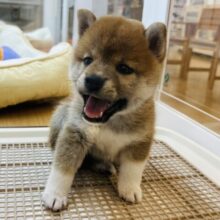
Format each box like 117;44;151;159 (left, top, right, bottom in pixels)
0;0;219;135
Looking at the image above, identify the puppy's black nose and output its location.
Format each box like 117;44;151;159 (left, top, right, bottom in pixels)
85;75;105;92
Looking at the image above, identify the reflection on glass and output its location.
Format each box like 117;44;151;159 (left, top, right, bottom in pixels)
67;6;74;43
108;0;143;20
164;0;220;134
0;1;43;32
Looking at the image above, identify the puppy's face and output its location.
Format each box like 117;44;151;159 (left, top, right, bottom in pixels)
72;9;166;124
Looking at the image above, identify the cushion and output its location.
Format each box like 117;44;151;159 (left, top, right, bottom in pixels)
0;43;72;108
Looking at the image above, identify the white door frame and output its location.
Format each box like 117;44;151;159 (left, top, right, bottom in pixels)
43;0;62;43
142;0;170;27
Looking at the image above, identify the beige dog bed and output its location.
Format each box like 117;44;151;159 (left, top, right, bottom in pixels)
0;43;72;108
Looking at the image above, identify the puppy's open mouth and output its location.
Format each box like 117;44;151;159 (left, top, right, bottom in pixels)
82;95;127;123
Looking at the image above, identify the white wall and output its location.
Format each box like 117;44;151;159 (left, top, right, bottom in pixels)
73;0;108;46
43;0;61;43
142;0;170;27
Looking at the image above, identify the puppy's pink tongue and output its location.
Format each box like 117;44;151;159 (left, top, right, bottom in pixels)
84;96;109;118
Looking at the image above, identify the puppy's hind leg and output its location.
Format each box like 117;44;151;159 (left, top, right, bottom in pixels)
43;123;89;211
48;103;69;150
82;154;117;175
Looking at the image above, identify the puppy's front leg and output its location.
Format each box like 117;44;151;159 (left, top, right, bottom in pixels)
118;139;152;203
42;125;88;211
118;155;146;203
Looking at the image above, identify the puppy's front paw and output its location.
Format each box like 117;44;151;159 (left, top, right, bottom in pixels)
42;189;68;211
118;184;142;203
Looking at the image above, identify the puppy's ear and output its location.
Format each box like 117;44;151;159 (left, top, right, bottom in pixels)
145;22;167;62
77;9;96;37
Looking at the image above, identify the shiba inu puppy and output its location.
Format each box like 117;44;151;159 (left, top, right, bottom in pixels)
42;9;166;211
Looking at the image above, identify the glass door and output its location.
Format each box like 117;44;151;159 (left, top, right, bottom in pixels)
143;0;220;135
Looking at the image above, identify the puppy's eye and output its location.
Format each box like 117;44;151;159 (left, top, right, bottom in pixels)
116;63;134;75
83;57;93;66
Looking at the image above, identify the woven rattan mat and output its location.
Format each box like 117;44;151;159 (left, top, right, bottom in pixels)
0;140;220;219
